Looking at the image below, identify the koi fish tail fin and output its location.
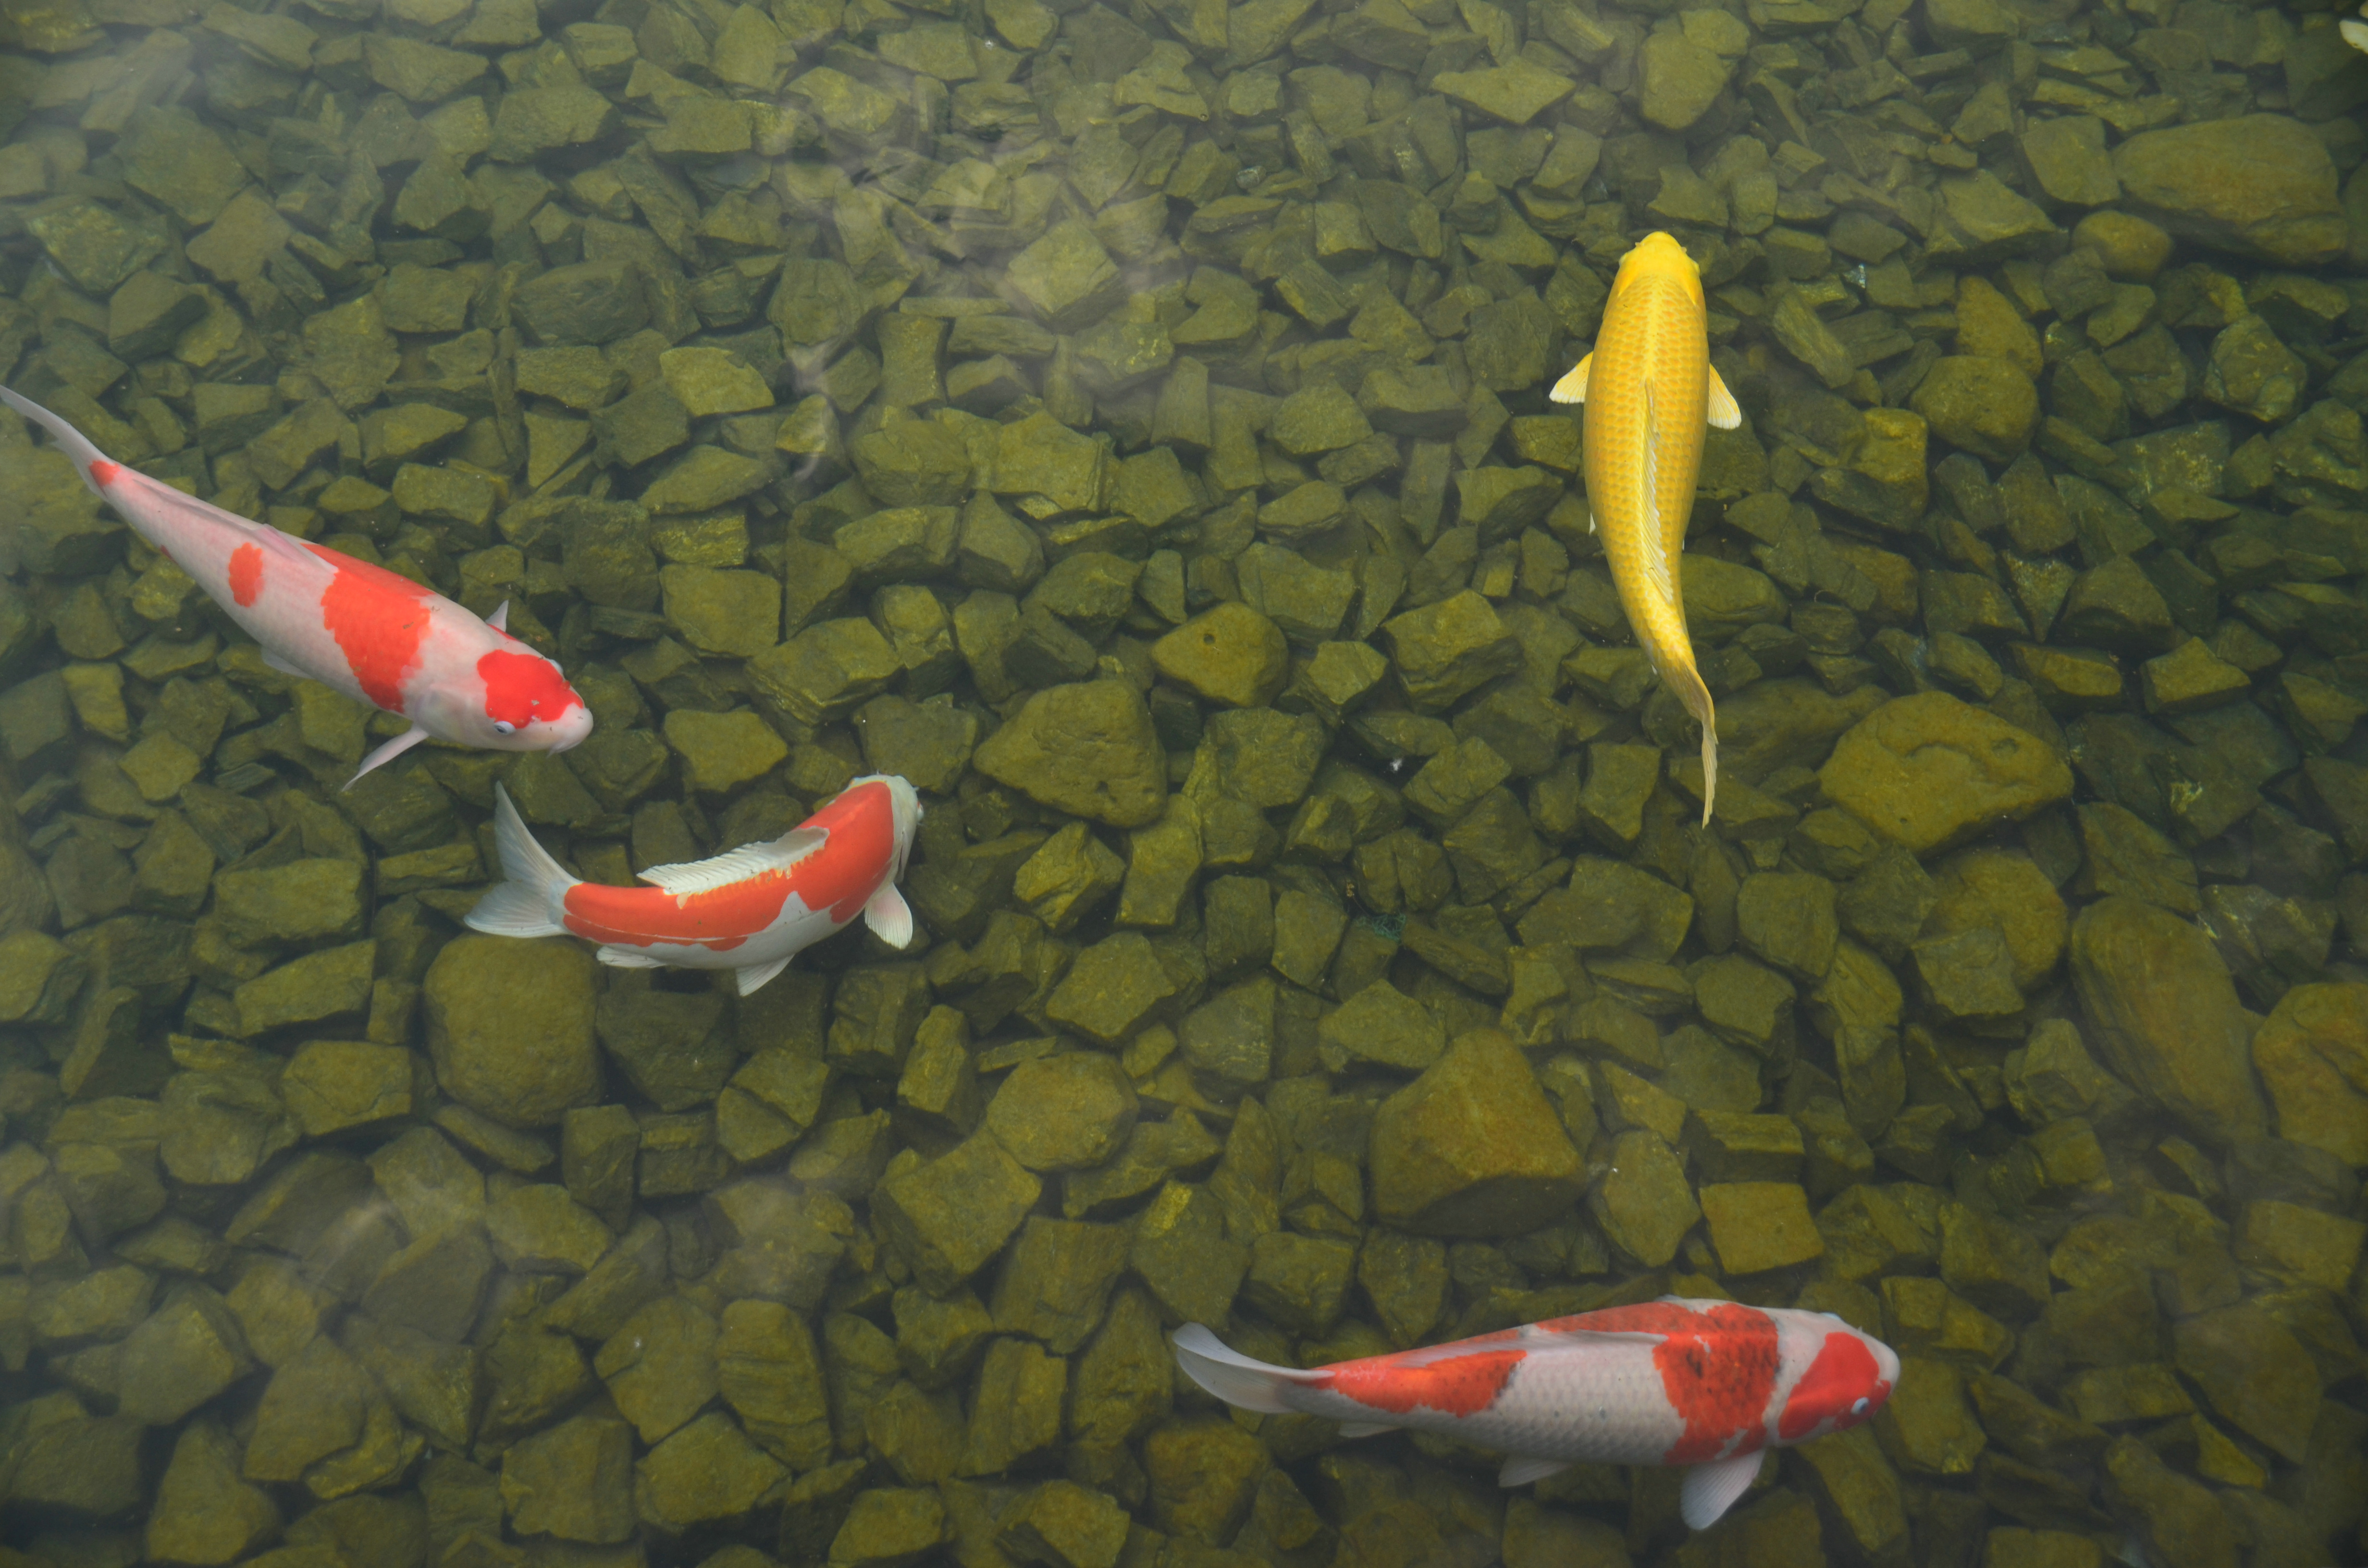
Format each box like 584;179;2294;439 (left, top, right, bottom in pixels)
0;385;111;492
465;784;578;938
1171;1325;1328;1415
1668;661;1719;826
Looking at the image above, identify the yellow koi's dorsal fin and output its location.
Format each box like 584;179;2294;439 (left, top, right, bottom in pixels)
1706;366;1741;430
1640;382;1673;607
1550;351;1591;405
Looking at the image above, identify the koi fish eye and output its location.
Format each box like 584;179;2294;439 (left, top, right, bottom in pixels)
493;720;516;736
1850;1397;1870;1417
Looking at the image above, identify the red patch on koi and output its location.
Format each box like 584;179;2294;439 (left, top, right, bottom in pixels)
228;543;264;607
1542;1301;1779;1464
559;780;900;951
478;648;582;731
305;543;433;713
1777;1332;1886;1443
1320;1349;1526;1418
89;460;120;486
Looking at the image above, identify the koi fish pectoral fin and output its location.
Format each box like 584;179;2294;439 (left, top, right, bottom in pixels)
345;724;432;789
1338;1422;1395;1439
1550;351;1591;404
735;956;793;995
864;882;914;948
1679;1450;1764;1530
256;648;308;680
596;946;667;968
488;600;510;632
1498;1456;1572;1489
1706;366;1742;430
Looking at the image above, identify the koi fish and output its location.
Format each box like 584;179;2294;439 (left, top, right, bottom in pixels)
1173;1297;1898;1530
1551;233;1743;824
0;385;592;784
467;773;923;995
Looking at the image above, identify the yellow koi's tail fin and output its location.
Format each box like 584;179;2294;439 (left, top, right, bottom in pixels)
1667;662;1718;825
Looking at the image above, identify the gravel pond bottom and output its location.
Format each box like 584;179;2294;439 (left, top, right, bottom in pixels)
0;0;2366;1563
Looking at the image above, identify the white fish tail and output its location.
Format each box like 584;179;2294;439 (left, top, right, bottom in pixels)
0;385;111;492
464;784;577;938
1171;1325;1328;1415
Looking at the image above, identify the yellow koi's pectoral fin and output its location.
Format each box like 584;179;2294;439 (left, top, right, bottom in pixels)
1550;351;1591;405
1706;366;1742;430
1640;384;1674;607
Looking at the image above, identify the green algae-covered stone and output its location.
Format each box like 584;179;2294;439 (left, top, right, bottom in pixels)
424;937;601;1128
874;1132;1042;1293
147;1420;279;1563
1588;1127;1700;1266
718;1298;834;1471
2070;896;2268;1146
983;1052;1139;1172
1316;980;1445;1073
281;1040;416;1138
1151;602;1289;709
1370;1029;1582;1236
213;858;363;945
997;1480;1132;1568
1699;1181;1823;1274
1144;1414;1269;1544
988;1215;1131;1353
663;708;789;795
501;1413;636;1543
960;1335;1067;1476
1819;692;2072;857
636;1409;786;1530
1910;356;2038;463
1381;590;1523;712
1129;1179;1247;1327
974;681;1166;829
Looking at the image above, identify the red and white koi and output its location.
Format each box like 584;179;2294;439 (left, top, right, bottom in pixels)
1173;1297;1899;1530
467;774;923;995
1;386;592;784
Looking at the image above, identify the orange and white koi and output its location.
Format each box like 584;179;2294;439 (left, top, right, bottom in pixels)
1551;232;1743;823
1;386;592;783
467;774;923;995
1174;1298;1897;1530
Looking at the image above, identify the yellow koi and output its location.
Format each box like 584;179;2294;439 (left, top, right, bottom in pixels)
1551;232;1741;825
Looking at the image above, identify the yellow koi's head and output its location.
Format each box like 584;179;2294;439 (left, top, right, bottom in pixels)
1615;231;1707;305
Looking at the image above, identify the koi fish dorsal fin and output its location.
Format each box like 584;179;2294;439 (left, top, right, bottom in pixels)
639;829;826;896
1707;367;1742;430
1550;351;1591;405
248;520;320;566
1640;384;1673;607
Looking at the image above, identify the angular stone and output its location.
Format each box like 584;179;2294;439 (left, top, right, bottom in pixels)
874;1132;1042;1292
974;681;1166;829
425;937;600;1128
983;1052;1139;1172
2112;115;2345;268
1820;693;2072;857
2069;896;2268;1146
1369;1029;1582;1236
